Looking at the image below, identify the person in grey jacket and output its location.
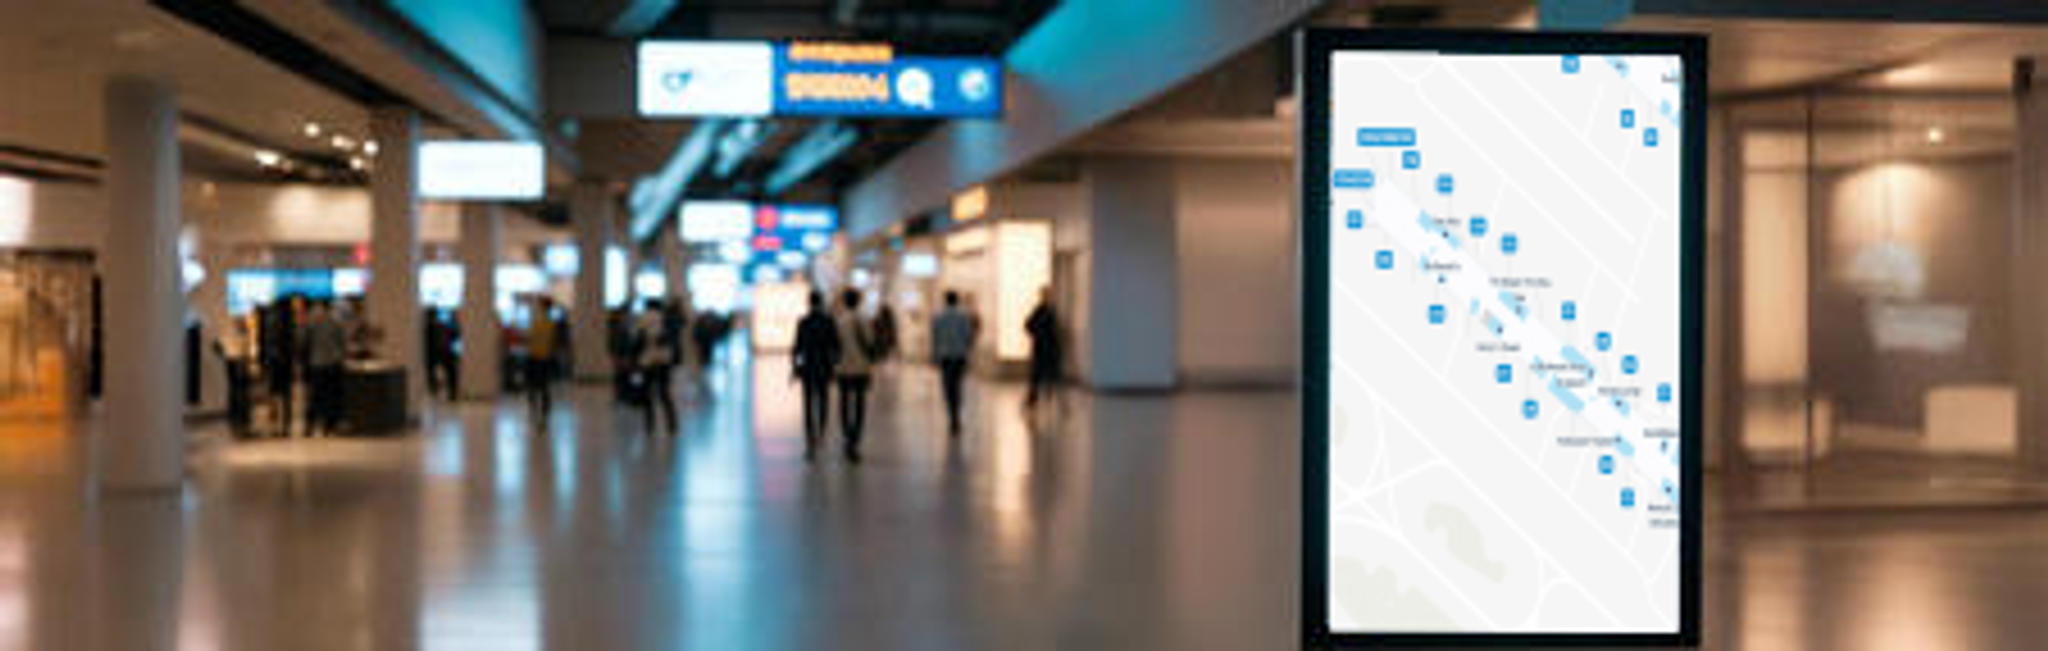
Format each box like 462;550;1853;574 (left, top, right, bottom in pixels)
301;301;349;436
930;291;978;435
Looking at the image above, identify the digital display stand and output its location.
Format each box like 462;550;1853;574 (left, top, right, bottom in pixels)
1300;29;1704;648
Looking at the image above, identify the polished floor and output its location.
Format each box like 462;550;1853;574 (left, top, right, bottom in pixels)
1;348;2046;649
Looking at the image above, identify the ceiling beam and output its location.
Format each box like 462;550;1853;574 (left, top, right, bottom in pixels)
610;0;682;36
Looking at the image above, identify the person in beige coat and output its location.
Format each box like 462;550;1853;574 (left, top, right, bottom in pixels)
835;289;879;463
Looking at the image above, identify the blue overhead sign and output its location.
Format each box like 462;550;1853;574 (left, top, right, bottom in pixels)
639;41;1002;118
751;203;840;254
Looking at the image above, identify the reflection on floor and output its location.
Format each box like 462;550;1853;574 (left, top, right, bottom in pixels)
0;351;2044;649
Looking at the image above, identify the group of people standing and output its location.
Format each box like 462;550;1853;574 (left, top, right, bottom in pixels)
508;294;731;435
221;295;368;437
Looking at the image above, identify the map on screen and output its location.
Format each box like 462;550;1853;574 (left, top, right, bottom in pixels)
1321;49;1685;635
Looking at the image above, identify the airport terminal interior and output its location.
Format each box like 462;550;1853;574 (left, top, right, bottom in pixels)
4;0;2048;649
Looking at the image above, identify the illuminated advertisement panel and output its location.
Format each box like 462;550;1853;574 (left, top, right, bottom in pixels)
417;141;544;200
1300;30;1703;647
681;200;756;243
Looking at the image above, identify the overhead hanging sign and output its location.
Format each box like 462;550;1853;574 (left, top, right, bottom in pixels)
1301;30;1704;647
638;40;1002;118
680;200;756;243
751;203;839;254
417;141;544;200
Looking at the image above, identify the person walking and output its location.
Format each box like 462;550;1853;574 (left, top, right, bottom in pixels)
834;289;880;462
1024;288;1062;408
301;301;349;436
791;291;840;462
873;301;899;363
525;296;561;420
930;291;978;436
425;309;460;400
636;300;679;433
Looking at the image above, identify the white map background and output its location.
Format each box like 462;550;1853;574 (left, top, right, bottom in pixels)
1324;50;1684;634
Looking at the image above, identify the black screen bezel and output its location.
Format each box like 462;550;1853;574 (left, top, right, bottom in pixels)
1298;27;1707;649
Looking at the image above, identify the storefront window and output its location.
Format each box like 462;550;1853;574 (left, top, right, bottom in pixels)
1724;85;2026;506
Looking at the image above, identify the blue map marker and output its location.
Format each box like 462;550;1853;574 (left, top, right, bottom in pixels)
1469;216;1487;238
1436;173;1454;195
1562;55;1580;74
1346;209;1363;230
1658;382;1673;403
1622;355;1639;375
1428;304;1445;325
1502;233;1519;256
1644;127;1659;148
1522;399;1539;420
1621;487;1636;509
1402;150;1421;170
1599;455;1614;475
1596;331;1613;352
1621;109;1635;129
1334;169;1375;189
1561;301;1577;321
1496;363;1512;384
1375;250;1394;270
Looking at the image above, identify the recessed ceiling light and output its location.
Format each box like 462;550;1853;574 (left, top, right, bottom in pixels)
348;157;365;170
1926;127;1945;144
330;134;356;150
254;150;282;166
363;140;379;156
303;122;322;138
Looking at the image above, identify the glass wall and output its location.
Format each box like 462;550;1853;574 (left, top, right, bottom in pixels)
1723;85;2038;506
0;251;92;420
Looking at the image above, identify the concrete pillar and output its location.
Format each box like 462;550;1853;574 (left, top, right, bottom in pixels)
570;182;613;380
368;107;424;417
622;232;642;309
2011;59;2048;474
659;225;689;311
459;203;501;399
99;76;185;491
1084;156;1178;390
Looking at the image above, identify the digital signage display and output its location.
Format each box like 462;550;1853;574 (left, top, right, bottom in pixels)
638;40;1001;118
637;41;777;117
752;203;839;254
1300;30;1703;647
417;141;545;200
680;200;756;243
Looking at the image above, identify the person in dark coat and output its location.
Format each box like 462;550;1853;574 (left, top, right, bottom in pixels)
424;308;460;400
261;297;302;437
1024;288;1062;407
791;291;840;462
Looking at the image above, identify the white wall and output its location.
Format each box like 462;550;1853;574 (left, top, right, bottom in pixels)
952;156;1299;391
919;155;1299;391
0;180;102;250
191;182;375;246
2;177;556;254
1174;157;1295;386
